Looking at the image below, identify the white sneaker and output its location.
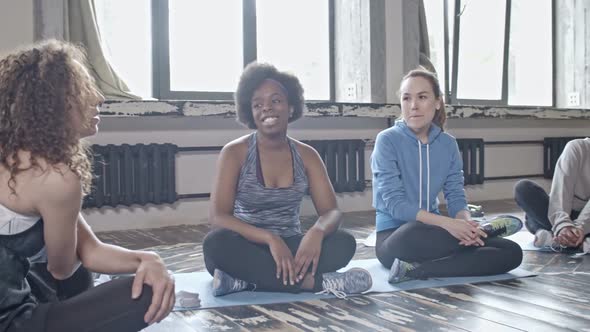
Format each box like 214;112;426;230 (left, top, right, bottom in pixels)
533;229;556;248
583;237;590;254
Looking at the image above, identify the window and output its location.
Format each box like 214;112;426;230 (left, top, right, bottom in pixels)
95;0;152;98
424;0;553;106
95;0;333;101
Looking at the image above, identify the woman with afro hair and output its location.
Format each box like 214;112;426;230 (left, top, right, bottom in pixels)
203;62;372;297
0;40;174;332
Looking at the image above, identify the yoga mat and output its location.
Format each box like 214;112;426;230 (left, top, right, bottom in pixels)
361;230;377;247
506;231;589;256
505;231;551;251
173;258;535;311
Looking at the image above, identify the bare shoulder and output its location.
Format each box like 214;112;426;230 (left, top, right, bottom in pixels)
28;161;82;204
220;134;250;163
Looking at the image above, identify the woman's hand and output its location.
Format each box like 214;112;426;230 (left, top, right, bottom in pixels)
268;235;296;285
293;227;324;282
557;226;584;248
443;219;487;246
131;252;175;325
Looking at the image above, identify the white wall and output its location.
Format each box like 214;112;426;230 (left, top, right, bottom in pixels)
0;0;34;54
82;112;589;231
84;115;386;231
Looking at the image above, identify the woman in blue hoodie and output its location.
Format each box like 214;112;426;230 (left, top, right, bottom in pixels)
371;69;523;283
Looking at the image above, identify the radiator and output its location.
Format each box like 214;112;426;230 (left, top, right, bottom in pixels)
84;143;178;208
456;139;485;185
84;140;366;208
304;139;366;193
543;137;583;178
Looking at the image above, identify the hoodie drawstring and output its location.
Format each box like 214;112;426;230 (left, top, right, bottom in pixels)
418;141;422;210
418;141;431;212
426;143;430;212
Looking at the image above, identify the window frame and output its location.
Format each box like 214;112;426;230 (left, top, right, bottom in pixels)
441;0;555;107
151;0;335;101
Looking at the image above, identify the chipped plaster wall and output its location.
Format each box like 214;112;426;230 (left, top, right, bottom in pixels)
84;102;589;231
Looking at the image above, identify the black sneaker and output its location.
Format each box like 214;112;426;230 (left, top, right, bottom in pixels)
481;215;523;238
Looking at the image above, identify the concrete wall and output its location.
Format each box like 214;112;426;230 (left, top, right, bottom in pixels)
0;0;34;54
334;0;372;102
556;0;590;108
83;105;588;231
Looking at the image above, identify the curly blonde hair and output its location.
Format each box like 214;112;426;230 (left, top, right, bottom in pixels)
0;40;95;195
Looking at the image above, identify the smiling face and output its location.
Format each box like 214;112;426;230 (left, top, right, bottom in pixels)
251;79;292;137
400;76;442;138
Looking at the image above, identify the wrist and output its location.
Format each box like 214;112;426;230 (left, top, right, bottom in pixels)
138;251;160;264
309;226;326;238
440;218;453;229
264;232;278;245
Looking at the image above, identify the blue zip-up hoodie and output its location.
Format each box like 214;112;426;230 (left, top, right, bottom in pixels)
371;120;468;231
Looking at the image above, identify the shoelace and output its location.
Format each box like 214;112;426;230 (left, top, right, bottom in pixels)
486;224;507;236
316;278;347;299
549;243;567;253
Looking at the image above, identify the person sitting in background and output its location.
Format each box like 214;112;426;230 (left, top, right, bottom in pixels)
0;40;174;332
515;138;590;252
371;68;523;284
203;62;371;297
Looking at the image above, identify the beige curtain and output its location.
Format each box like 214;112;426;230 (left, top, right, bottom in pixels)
34;0;139;99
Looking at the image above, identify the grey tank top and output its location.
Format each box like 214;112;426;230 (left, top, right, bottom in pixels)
233;133;309;237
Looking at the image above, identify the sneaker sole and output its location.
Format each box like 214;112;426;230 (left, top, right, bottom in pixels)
534;230;552;248
388;260;403;284
348;267;373;292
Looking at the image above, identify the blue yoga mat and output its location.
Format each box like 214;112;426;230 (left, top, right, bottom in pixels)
173;258;535;311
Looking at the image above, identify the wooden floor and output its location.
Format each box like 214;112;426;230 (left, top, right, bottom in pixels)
96;200;590;332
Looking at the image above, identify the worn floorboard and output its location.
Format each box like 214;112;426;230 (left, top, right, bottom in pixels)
96;199;590;331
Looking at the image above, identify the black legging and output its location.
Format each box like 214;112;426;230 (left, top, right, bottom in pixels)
8;265;152;332
203;228;356;293
376;221;523;279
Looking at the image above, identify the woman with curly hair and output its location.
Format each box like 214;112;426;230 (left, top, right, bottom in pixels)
203;62;372;297
0;40;174;332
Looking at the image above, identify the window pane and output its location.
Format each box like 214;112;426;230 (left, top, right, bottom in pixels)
95;0;152;98
424;0;448;95
169;0;242;92
456;0;506;100
256;0;330;100
508;0;552;106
